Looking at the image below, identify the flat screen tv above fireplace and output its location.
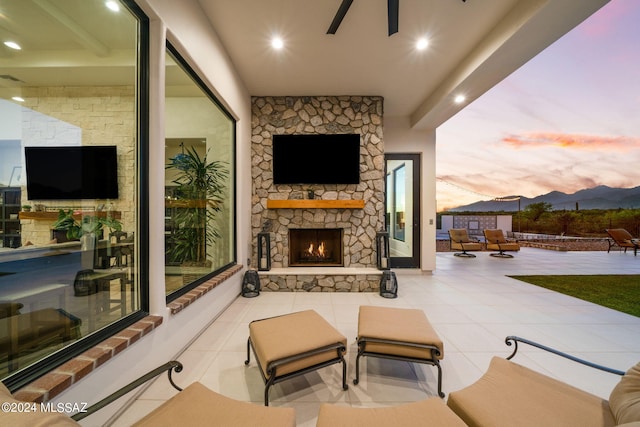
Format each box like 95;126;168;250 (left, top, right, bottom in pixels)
272;134;360;184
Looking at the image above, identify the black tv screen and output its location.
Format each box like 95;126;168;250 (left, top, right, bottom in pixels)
272;134;360;184
25;146;119;200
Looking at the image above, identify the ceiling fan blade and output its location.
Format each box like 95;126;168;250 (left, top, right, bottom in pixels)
388;0;399;36
327;0;354;34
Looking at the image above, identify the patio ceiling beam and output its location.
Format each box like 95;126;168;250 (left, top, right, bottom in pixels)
32;0;110;57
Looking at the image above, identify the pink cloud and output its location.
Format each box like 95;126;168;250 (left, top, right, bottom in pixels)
502;133;640;151
578;0;634;37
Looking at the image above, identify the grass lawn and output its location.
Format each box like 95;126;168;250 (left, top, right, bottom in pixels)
508;275;640;318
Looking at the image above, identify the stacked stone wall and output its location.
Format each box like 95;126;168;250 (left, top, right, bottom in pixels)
251;96;385;291
19;86;136;245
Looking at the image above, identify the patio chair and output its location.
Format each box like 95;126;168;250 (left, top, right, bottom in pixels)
446;336;638;427
606;228;638;256
0;361;296;426
448;228;482;257
483;229;520;258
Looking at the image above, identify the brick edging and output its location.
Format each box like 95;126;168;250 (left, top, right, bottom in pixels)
13;264;244;402
14;316;163;402
167;264;243;314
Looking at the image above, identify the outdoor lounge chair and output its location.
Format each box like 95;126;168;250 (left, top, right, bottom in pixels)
0;361;296;426
448;229;482;257
317;336;640;427
606;228;638;256
483;229;520;258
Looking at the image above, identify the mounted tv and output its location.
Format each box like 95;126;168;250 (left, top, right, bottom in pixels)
25;146;119;200
272;134;360;184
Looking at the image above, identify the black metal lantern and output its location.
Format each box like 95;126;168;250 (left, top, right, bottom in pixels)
379;270;398;298
257;231;271;271
241;270;261;298
376;231;390;270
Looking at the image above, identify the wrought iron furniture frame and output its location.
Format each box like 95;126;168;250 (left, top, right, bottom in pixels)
245;313;348;406
353;336;444;397
71;361;183;421
504;335;625;375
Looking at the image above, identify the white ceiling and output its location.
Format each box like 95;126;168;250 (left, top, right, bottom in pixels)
197;0;611;129
0;0;611;130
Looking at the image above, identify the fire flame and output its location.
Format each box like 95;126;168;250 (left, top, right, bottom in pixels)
306;241;326;258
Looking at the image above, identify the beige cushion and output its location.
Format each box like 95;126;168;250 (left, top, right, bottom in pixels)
358;306;443;360
0;381;79;426
610;362;640;425
447;357;616;427
450;241;482;251
249;310;346;379
449;229;472;243
133;382;295;427
316;398;467;427
486;242;520;251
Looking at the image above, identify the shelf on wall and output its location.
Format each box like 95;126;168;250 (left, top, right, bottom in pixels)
19;211;122;221
266;199;365;209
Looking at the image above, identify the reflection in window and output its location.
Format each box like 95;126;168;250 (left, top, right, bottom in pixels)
164;46;236;298
0;1;143;380
393;165;406;241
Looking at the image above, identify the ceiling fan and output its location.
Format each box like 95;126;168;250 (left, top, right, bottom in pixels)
326;0;399;36
327;0;467;36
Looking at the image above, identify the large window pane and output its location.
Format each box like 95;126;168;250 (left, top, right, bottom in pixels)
0;0;142;378
164;46;235;297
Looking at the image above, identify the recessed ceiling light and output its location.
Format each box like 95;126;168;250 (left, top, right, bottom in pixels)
416;38;429;50
271;36;284;50
3;41;21;50
454;94;466;104
12;96;25;102
105;1;120;12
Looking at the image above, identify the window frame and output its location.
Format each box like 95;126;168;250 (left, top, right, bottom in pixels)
4;0;151;392
164;42;237;303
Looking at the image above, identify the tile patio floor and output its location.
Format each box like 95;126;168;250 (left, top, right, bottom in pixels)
113;248;640;426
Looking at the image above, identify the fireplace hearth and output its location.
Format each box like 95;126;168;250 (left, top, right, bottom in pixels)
289;228;343;267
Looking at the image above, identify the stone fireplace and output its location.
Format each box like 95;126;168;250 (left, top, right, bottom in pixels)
289;228;343;267
251;95;385;292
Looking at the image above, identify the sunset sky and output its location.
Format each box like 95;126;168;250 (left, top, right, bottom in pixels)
435;0;640;212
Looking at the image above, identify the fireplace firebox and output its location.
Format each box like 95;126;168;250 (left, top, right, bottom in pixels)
289;228;343;267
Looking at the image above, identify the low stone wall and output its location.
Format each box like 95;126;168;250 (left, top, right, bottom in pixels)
259;274;381;292
437;238;610;252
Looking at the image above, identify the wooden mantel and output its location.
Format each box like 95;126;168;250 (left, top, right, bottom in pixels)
266;199;365;209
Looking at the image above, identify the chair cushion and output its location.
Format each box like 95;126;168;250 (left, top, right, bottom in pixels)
447;357;616;427
449;229;471;243
358;306;443;360
316;398;467;427
133;382;295;427
609;362;640;425
0;382;79;426
486;242;520;251
450;241;482;251
249;310;346;378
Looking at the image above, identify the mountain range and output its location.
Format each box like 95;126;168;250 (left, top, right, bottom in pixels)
447;185;640;212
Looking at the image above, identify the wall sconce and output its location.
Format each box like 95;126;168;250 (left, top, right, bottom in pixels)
379;270;398;299
241;270;261;298
376;231;390;270
257;231;271;271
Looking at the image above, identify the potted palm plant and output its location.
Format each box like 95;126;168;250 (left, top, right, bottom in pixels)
165;145;229;267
